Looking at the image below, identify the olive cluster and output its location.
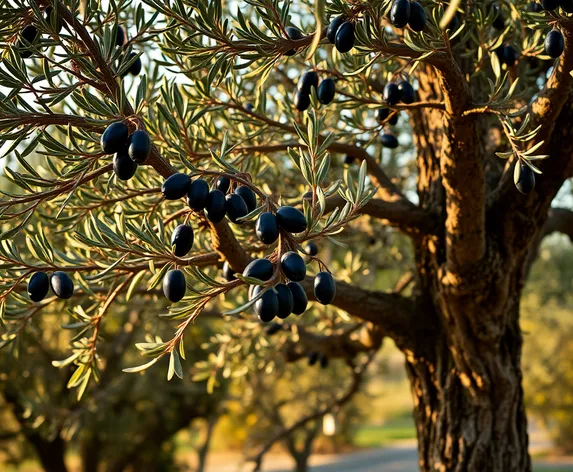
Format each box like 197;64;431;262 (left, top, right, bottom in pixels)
162;174;256;225
377;80;416;149
294;71;336;111
326;16;356;53
159;174;257;302
390;0;427;31
242;252;336;322
102;122;150;181
27;271;74;302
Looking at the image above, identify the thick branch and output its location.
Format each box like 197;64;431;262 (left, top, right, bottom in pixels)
300;277;421;351
434;53;485;270
320;194;437;235
542;207;573;241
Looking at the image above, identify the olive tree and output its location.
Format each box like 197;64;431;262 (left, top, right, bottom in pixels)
2;0;573;471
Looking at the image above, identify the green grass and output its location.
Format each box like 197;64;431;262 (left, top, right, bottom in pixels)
533;467;573;472
353;418;417;448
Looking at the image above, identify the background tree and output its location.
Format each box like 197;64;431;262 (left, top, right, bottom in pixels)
2;1;573;471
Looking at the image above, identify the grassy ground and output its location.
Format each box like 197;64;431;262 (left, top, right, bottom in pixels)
353;418;417;448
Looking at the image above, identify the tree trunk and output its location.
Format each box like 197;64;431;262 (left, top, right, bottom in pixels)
293;456;310;472
196;415;218;472
402;59;541;471
406;231;533;472
80;434;101;472
406;324;530;471
26;433;68;472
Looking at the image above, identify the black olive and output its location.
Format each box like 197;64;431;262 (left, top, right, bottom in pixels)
298;71;319;94
127;52;142;76
21;25;38;43
343;155;355;165
317;78;336;105
280;251;307;282
275;283;294;319
276;206;307;233
243;258;274;281
127;130;150;164
390;0;411;28
381;133;399;149
314;271;336;305
254;288;278;322
383;83;401;106
491;5;505;30
541;0;560;11
285;26;303;56
294;90;311;111
256;212;280;245
101;122;129;154
288;281;308;315
171;224;194;257
187;179;210;211
50;272;74;299
28;272;49;302
308;352;319;365
113;147;138;181
235;186;257;213
514;162;536;194
304;241;319;256
225;193;248;223
204;190;226;223
335;22;355;53
397;80;415;104
45;6;63;33
503;46;519;67
376;108;390;123
222;261;236;281
116;26;126;46
287;282;308;315
545;30;565;59
408;2;427;32
162;173;191;200
163;269;186;302
327;16;345;44
215;176;231;194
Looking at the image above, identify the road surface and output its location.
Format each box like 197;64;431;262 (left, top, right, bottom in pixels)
206;440;573;472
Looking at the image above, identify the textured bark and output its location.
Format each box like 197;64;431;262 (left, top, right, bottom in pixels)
406;323;530;472
408;242;531;471
403;65;538;471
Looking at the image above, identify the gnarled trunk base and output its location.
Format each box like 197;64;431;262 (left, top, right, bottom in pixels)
406;324;530;472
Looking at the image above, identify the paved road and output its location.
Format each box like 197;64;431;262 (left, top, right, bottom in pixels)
275;443;418;472
206;440;573;472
